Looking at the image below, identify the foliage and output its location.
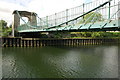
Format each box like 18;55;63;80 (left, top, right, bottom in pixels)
71;31;120;38
48;32;71;38
110;32;120;37
81;32;92;37
0;20;12;37
78;12;104;24
0;20;7;29
71;12;119;38
2;28;12;37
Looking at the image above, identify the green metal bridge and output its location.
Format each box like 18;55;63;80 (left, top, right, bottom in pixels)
14;0;120;34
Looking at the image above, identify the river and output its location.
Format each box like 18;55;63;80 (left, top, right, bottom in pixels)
2;45;118;78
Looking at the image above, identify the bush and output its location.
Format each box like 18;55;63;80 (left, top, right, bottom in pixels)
81;32;92;37
92;32;101;38
112;32;120;37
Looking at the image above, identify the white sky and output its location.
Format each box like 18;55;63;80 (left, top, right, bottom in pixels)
0;0;92;25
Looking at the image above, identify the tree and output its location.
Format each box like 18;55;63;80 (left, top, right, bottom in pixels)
0;20;12;37
69;12;105;38
0;20;7;29
78;12;104;24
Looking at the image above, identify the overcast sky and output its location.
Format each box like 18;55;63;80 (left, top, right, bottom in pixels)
0;0;92;25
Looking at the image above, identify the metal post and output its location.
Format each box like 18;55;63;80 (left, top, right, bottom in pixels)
83;3;85;23
118;1;120;19
46;16;48;27
66;9;68;25
108;2;111;19
55;13;57;26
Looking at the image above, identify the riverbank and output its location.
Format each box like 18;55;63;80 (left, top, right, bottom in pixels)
1;37;120;47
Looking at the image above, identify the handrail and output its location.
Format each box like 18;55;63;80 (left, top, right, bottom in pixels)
109;9;120;20
101;8;120;28
35;14;53;27
46;0;112;29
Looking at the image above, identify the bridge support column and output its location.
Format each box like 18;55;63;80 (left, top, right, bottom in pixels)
27;14;37;26
12;13;20;37
12;10;37;37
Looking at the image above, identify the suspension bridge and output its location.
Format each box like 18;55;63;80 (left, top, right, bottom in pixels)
12;0;120;37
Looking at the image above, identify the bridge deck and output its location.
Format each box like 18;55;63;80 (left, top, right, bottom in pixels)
18;19;120;33
15;0;120;33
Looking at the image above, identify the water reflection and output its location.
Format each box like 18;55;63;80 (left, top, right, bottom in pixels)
0;48;2;79
2;45;118;78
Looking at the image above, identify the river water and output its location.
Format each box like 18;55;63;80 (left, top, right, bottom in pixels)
2;45;119;78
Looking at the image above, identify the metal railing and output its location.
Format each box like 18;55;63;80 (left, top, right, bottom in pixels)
37;0;119;28
18;0;120;31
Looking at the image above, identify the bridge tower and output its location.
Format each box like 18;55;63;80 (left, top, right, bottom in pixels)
12;10;37;37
